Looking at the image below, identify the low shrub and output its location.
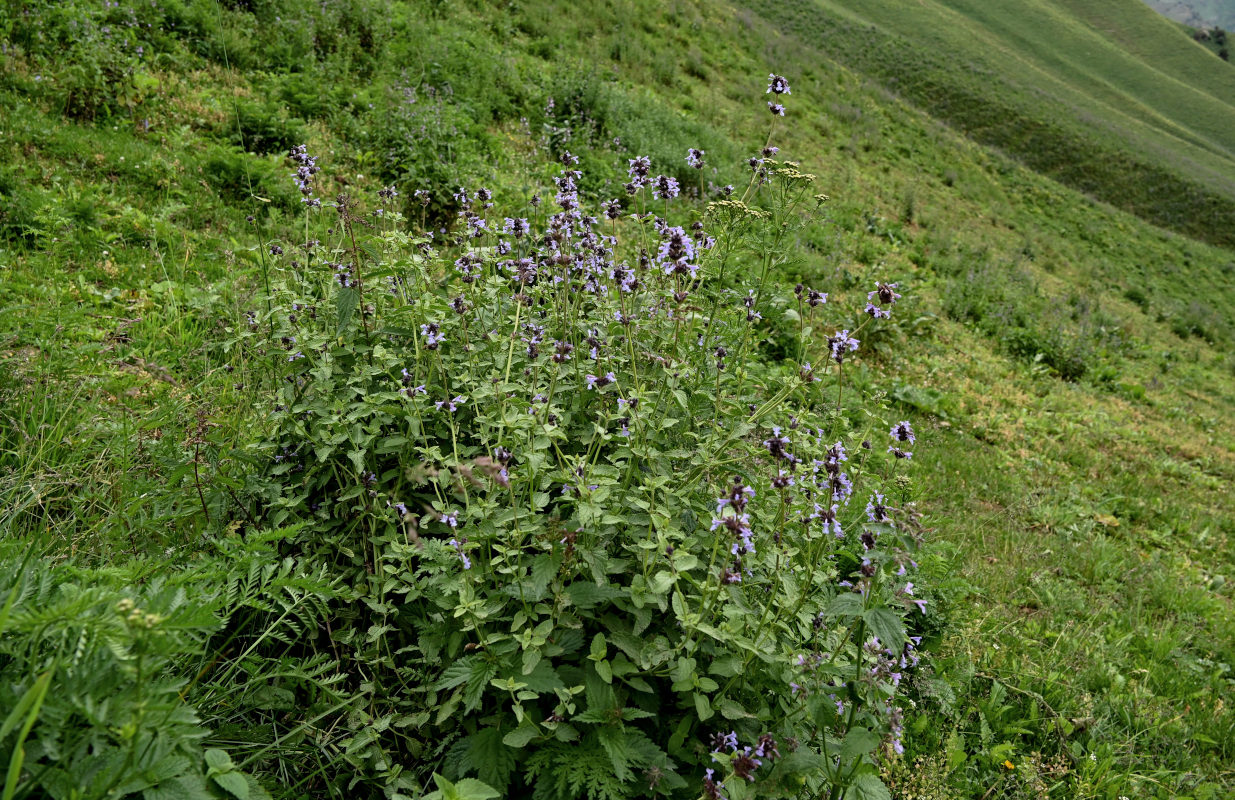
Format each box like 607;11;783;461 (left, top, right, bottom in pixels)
225;85;928;797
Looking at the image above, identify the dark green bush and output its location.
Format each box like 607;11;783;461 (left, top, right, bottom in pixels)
221;98;305;155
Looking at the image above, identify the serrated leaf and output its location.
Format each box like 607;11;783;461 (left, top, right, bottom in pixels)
846;773;892;800
465;660;498;712
840;727;880;759
211;771;250;800
597;726;634;781
336;287;359;335
718;697;752;720
458;728;515;790
827;593;865;618
433;657;478;691
862;607;906;649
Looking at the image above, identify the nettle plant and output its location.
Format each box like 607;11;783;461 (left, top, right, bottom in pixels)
239;76;925;800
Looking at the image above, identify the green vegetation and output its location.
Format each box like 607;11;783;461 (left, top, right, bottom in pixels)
1;0;1233;797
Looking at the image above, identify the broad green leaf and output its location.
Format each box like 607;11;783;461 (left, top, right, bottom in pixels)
693;692;714;721
336;287;359;335
203;749;232;772
839;727;880;759
862;607;906;649
501;724;539;748
827;592;865;618
210;771;250;800
846;773;892;800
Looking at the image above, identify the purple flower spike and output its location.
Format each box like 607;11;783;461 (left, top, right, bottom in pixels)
766;73;791;95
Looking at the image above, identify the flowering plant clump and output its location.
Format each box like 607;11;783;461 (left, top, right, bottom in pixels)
237;75;924;800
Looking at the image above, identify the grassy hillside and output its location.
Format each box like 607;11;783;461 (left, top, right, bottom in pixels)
2;0;1233;797
742;0;1235;249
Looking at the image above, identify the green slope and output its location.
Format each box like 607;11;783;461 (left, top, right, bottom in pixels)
744;0;1235;247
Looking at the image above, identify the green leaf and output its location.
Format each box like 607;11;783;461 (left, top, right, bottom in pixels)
718;697;752;720
3;667;51;800
596;660;613;684
452;779;501;800
862;607;906;649
433;657;478;691
203;749;232;772
597;726;634;781
590;633;607;661
143;775;216;800
502;723;539;748
840;727;881;759
693;692;714;721
827;593;865;618
336;287;359;335
210;771;250;800
846;773;892;800
457;728;515;790
464;660;498;712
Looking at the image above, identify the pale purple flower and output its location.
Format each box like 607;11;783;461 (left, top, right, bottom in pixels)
766;73;791;95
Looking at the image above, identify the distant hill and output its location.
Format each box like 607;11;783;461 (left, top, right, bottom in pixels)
1144;0;1235;29
744;0;1235;247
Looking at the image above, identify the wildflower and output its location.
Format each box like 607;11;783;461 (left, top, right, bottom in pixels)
768;101;785;116
584;372;615;390
628;156;652;188
466;214;488;239
899;582;928;614
889;420;915;444
828;330;860;364
772;469;794;489
732;747;762;781
743;290;762;322
653;175;680;200
807;288;827;307
288;144;320;201
602;199;622;219
503;217;529;237
754;735;780;761
435;395;465;412
766;73;791;95
553;340;574;363
763;426;795;463
441;510;459;528
824;503;844;537
687;148;706;169
420;322;444;349
888;446;912;459
762;146;779;157
269;244;283;256
866;493;892;525
865;282;902;318
702;768;726;800
448;538;472;570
